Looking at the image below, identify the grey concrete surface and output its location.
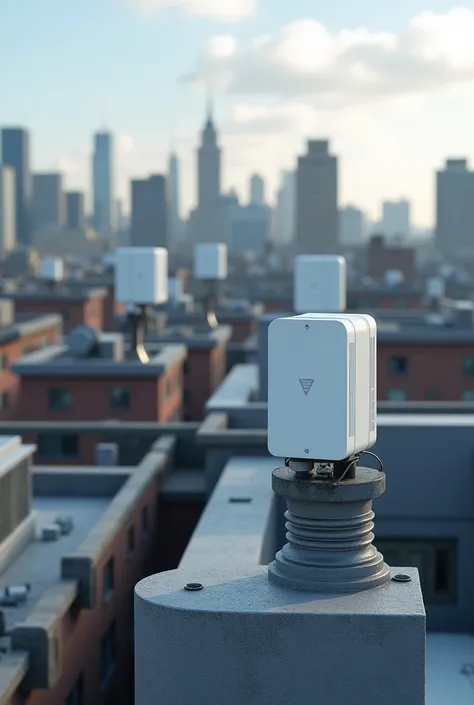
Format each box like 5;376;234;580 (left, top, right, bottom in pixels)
179;456;276;570
135;564;425;705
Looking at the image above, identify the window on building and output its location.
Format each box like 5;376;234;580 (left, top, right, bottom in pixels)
127;526;135;558
66;674;84;705
0;392;9;411
374;538;457;604
183;359;189;375
110;386;131;410
388;355;409;375
463;356;474;376
103;558;115;602
141;506;149;541
183;388;191;404
49;387;71;411
100;622;117;688
461;389;474;401
425;387;438;401
386;388;408;401
37;433;78;459
0;354;8;371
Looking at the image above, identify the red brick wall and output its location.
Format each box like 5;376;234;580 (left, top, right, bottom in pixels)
379;341;474;400
0;325;60;420
184;343;227;421
9;479;161;705
15;297;104;333
18;369;182;424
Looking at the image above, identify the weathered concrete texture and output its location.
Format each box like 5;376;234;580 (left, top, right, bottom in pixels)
135;564;425;705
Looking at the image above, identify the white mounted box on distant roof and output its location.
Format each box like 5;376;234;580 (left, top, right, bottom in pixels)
115;247;168;305
267;313;376;461
426;276;445;299
41;257;64;282
194;243;228;281
294;255;346;313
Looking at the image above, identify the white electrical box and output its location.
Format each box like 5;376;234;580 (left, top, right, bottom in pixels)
41;257;64;282
267;313;377;461
294;255;346;313
115;247;168;305
426;276;445;299
194;243;228;281
168;276;183;300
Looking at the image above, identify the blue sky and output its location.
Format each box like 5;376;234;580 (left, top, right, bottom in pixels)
2;0;474;224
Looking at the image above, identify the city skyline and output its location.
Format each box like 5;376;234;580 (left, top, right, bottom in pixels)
3;1;474;225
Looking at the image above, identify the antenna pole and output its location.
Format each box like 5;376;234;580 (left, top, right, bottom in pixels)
203;279;218;328
127;305;149;363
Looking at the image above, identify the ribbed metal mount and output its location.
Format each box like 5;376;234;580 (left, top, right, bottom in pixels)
268;465;390;593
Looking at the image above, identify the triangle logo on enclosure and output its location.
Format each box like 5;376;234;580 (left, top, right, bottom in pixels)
299;379;314;395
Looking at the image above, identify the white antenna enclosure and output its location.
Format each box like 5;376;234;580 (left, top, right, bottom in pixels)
41;257;64;282
294;255;346;313
194;243;228;281
267;313;377;461
115;247;168;305
426;276;445;299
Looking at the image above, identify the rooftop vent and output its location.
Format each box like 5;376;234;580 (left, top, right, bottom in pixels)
95;443;119;467
55;515;74;535
68;325;100;359
0;584;31;606
41;524;61;542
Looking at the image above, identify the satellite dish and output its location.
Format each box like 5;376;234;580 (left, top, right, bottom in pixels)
67;325;100;359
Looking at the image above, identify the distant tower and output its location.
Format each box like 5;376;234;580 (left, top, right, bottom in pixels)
250;174;265;205
32;173;65;231
295;140;339;254
66;192;86;230
92;130;115;239
168;151;182;249
436;159;474;256
131;175;168;248
198;97;221;210
274;170;295;245
0;165;16;257
1;127;32;244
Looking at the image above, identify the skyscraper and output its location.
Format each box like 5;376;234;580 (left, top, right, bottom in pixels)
0;127;31;244
32;173;64;232
0;165;16;257
380;200;411;238
195;102;221;242
436;159;474;256
340;205;366;246
131;175;168;248
66;191;86;230
249;174;265;206
92;131;115;238
168;152;182;249
295;140;339;254
274;171;295;244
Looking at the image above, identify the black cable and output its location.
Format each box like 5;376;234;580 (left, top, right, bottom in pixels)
360;450;384;472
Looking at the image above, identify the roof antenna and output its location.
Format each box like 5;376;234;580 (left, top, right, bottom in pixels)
115;247;169;363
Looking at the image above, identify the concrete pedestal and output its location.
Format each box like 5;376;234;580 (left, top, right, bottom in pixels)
135;564;425;705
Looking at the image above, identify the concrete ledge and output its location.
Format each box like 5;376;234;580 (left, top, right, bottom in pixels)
0;512;37;575
0;652;29;705
61;435;176;608
32;466;130;498
180;456;276;570
11;581;77;690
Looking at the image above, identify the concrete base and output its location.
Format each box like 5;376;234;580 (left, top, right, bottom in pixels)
135;564;425;705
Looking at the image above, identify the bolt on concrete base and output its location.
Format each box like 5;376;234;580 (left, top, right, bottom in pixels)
135;564;425;705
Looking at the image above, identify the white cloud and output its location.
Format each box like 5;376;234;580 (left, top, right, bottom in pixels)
124;0;256;21
189;8;474;106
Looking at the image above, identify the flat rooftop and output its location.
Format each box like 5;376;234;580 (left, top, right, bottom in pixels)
0;313;61;345
11;339;187;376
0;495;108;631
6;285;107;302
